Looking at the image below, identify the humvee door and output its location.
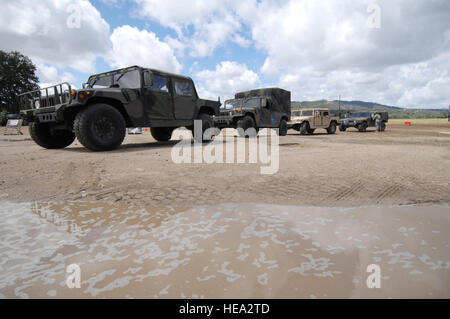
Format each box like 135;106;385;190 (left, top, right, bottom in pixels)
173;79;196;119
144;73;173;119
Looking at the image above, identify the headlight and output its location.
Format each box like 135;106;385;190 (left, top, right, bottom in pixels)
34;100;40;109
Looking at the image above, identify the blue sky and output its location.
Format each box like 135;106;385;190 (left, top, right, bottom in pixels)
0;0;449;108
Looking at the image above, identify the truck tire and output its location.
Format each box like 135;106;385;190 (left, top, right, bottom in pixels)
299;122;309;135
339;124;347;132
279;119;287;136
327;122;337;134
74;103;126;151
237;115;257;138
307;128;315;135
151;127;174;142
192;113;216;143
29;122;75;149
357;122;367;132
380;122;386;132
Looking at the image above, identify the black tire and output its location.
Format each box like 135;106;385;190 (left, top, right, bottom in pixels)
327;122;337;134
237;115;257;138
380;122;386;132
74;104;126;151
339;124;347;132
151;127;174;142
279;119;288;136
192;113;217;143
29;122;75;149
307;128;315;135
357;122;367;132
299;122;309;135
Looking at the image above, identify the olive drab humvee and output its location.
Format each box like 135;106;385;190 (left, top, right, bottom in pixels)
339;112;389;132
214;88;291;137
18;66;221;151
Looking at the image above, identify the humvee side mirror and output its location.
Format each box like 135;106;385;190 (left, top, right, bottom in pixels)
143;71;153;87
261;98;268;108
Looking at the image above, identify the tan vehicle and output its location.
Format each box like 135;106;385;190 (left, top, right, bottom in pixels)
288;108;339;135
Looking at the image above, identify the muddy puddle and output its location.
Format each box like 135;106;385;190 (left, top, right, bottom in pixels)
0;201;448;299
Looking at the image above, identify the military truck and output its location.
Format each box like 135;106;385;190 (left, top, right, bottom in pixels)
288;108;339;135
339;112;388;132
214;88;291;137
18;66;221;151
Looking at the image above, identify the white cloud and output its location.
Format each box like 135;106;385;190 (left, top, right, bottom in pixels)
133;0;248;57
108;25;182;73
195;61;260;100
36;63;75;86
0;0;111;73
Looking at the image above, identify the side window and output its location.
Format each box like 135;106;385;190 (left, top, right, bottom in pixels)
174;80;193;96
324;111;329;116
315;111;320;117
149;75;168;92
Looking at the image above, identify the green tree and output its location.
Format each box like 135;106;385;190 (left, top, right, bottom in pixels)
0;51;39;113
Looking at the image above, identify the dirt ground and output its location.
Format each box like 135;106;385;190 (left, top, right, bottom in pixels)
0;119;449;207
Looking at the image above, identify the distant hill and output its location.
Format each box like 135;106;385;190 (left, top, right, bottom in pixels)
291;100;448;119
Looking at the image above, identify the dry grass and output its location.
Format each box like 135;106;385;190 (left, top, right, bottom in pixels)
390;118;450;127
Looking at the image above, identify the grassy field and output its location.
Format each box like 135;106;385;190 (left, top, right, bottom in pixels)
389;118;450;127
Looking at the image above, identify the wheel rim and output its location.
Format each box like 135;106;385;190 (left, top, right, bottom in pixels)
93;115;116;140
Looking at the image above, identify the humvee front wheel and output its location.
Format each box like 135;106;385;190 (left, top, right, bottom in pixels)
299;122;309;135
278;119;288;136
327;122;337;134
151;127;174;142
357;122;368;132
74;104;126;151
29;122;75;149
237;115;257;138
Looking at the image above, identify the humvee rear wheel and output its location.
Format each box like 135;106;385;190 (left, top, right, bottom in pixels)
29;122;75;149
151;127;174;142
237;115;257;138
74;104;126;151
339;124;347;132
299;122;309;135
357;122;367;132
191;113;217;143
279;119;288;136
327;122;337;134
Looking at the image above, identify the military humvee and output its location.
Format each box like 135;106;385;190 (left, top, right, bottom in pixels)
214;88;291;137
18;66;221;151
288;108;339;135
339;112;388;132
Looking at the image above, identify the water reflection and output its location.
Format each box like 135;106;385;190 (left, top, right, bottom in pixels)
0;201;448;299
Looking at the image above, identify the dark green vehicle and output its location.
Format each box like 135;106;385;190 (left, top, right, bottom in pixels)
214;88;291;137
339;111;388;132
19;66;221;151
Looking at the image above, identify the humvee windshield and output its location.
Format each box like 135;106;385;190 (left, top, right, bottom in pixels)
88;70;141;89
292;111;301;117
224;100;241;109
301;110;313;116
351;112;371;118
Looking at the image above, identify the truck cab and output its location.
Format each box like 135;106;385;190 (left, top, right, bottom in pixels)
19;66;221;151
214;88;291;137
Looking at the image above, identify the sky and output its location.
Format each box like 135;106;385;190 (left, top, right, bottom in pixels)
0;0;449;109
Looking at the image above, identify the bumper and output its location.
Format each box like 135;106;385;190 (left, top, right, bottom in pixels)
214;114;235;128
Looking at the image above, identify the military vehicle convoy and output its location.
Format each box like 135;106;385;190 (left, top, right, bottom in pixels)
339;111;388;132
18;66;221;150
214;88;291;137
288;108;339;135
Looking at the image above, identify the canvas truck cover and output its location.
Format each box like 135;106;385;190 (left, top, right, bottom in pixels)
235;88;291;114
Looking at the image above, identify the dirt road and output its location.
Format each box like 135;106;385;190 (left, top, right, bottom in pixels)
0;120;449;207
